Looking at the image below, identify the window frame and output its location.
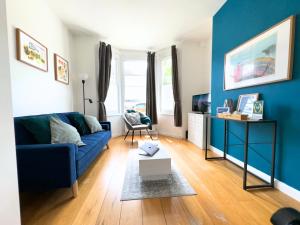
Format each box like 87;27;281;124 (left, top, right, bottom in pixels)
106;53;122;116
121;51;147;113
157;51;174;115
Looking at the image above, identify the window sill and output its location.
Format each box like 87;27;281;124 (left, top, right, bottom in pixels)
107;113;122;117
159;113;174;116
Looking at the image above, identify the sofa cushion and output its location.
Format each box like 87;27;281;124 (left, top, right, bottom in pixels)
76;131;111;176
50;117;86;146
68;113;90;135
20;115;54;144
84;115;103;133
76;131;110;160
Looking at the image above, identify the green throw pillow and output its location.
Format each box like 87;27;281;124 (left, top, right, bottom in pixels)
67;113;90;135
50;117;85;146
20;115;53;144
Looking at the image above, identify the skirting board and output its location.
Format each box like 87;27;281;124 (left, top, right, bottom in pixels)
158;131;184;139
210;145;300;202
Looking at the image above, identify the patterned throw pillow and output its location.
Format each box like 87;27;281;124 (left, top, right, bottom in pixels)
125;112;141;125
84;115;103;133
50;117;86;146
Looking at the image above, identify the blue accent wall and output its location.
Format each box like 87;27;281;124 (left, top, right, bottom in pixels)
211;0;300;190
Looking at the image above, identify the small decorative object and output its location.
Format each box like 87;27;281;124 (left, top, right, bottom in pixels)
224;16;295;90
224;99;234;113
218;111;248;120
252;100;264;120
217;107;230;114
54;54;69;84
16;28;48;71
80;73;93;115
237;93;259;118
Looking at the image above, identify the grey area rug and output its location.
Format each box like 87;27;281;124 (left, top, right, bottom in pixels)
121;150;197;201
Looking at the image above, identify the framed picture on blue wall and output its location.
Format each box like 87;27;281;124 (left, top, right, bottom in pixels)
224;16;295;90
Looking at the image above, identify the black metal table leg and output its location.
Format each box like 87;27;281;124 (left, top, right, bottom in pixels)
243;122;249;190
204;116;277;190
244;121;276;190
205;116;208;159
224;120;228;159
270;121;277;187
205;116;225;160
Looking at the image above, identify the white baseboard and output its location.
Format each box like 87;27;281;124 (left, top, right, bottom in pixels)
158;131;184;139
210;145;300;202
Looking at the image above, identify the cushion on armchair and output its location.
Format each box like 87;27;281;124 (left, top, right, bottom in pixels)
68;113;90;135
125;112;142;125
139;112;151;125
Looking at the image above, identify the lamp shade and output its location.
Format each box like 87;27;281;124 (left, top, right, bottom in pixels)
80;73;89;81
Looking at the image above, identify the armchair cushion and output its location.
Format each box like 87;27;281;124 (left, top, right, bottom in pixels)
132;124;149;130
139;112;151;125
125;112;142;125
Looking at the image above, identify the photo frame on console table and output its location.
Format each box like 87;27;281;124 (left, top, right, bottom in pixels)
54;54;69;85
237;93;259;118
224;16;295;90
16;28;48;72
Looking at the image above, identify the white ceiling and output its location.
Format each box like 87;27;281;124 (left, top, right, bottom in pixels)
46;0;226;50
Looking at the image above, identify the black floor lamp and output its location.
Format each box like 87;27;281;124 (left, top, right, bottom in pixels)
80;73;93;115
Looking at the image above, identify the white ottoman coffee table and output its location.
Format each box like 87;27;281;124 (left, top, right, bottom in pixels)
137;141;171;180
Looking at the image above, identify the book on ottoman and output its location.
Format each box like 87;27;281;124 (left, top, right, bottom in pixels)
139;142;159;156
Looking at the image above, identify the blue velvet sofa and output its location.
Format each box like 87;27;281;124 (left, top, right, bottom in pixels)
14;112;111;197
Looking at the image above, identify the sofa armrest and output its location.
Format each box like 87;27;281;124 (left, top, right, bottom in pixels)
100;121;111;131
16;144;77;191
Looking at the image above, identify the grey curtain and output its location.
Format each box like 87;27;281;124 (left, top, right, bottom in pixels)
171;45;182;127
146;52;158;125
98;42;112;121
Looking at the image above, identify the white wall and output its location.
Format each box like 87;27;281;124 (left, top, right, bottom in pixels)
6;0;73;116
70;34;124;137
157;40;212;138
0;0;21;223
70;35;99;115
70;35;212;139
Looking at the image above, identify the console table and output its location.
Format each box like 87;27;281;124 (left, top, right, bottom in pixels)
205;116;277;190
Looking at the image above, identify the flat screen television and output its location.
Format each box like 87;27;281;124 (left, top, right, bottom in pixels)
192;93;211;113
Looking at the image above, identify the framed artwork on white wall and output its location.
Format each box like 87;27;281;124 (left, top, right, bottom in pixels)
16;28;48;72
224;16;295;90
54;54;69;85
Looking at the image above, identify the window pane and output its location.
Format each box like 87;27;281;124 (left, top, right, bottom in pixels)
125;75;146;86
105;58;120;114
162;58;172;85
123;60;147;75
161;57;174;113
124;59;147;113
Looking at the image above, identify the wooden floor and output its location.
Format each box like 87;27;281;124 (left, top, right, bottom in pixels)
20;136;300;225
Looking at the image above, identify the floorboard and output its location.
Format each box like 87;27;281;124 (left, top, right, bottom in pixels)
20;136;300;225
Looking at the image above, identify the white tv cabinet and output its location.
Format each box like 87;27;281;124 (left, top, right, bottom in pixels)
188;113;210;149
